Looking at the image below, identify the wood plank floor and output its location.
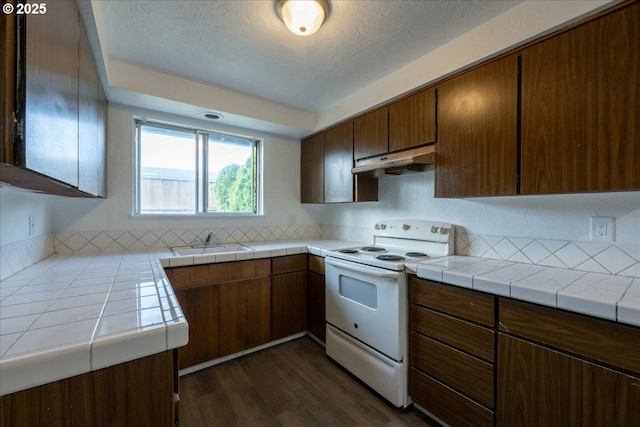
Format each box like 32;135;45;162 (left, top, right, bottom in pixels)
179;337;440;427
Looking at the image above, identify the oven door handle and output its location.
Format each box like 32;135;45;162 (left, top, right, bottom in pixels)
325;257;400;279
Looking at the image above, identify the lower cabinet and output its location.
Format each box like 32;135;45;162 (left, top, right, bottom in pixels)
497;298;640;427
271;254;308;340
408;277;496;427
165;259;271;369
498;334;640;427
219;277;271;355
408;276;640;427
307;255;326;343
0;351;176;427
175;285;220;369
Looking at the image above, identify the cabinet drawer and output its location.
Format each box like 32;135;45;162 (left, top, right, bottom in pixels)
410;332;494;407
409;277;495;327
308;255;325;275
410;305;494;362
410;368;493;427
500;299;640;374
272;254;307;275
165;259;270;289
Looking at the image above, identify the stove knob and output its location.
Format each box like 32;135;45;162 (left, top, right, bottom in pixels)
380;223;386;230
440;227;449;234
375;224;380;230
403;224;410;231
431;225;439;233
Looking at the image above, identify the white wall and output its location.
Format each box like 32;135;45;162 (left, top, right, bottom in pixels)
0;186;54;246
49;105;315;234
310;172;640;245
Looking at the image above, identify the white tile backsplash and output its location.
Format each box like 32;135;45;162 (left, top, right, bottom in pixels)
2;226;636;283
0;234;54;280
454;232;639;278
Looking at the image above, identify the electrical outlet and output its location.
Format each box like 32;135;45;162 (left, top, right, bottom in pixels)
28;215;35;237
287;214;297;226
590;216;615;242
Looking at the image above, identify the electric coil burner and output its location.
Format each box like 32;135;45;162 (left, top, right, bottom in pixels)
360;246;386;252
325;220;454;408
377;254;405;261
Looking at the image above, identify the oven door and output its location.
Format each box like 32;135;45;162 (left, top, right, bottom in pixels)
325;257;406;361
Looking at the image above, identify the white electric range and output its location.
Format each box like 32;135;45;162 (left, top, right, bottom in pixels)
324;220;454;407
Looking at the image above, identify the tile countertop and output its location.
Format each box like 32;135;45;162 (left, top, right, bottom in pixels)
0;239;358;396
405;256;640;328
4;241;637;396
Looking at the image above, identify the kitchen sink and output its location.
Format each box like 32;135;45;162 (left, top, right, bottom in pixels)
171;243;253;256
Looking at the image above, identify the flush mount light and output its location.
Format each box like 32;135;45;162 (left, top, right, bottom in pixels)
275;0;330;37
203;112;223;120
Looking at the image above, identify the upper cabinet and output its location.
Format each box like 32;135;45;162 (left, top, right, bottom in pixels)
389;88;436;152
301;121;377;204
78;13;107;197
436;2;638;198
300;134;324;203
0;1;107;197
435;55;518;198
354;107;388;161
324;121;355;203
520;2;640;194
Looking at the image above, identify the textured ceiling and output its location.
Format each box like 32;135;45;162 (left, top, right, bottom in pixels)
99;0;523;113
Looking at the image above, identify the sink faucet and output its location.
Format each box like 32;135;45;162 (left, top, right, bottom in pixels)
205;232;214;245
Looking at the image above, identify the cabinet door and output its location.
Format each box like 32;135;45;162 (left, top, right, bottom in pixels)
307;271;325;343
435;55;518;197
1;12;15;162
175;286;220;369
498;334;640;427
23;1;79;186
354;107;388;160
219;278;271;356
388;88;436;152
323;121;354;203
300;134;324;203
78;14;105;197
272;271;307;340
520;3;640;194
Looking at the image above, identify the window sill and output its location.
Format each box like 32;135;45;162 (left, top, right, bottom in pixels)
130;213;265;220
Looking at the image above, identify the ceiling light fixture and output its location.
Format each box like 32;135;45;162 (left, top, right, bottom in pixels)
275;0;330;37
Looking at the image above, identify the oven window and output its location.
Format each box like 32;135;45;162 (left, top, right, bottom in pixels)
339;276;377;309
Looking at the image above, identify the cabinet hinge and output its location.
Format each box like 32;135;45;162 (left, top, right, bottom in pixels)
13;114;24;141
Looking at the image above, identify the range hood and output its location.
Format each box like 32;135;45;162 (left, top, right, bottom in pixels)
352;145;435;177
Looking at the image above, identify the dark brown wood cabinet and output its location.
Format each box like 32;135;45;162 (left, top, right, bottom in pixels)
174;285;220;369
301;121;377;204
389;88;436;152
354;107;388;160
219;277;271;355
520;2;640;194
497;299;640;427
271;255;307;340
307;255;326;343
324;121;356;203
78;15;107;197
0;1;107;197
435;55;518;198
165;259;271;368
0;351;176;427
300;134;324;203
409;277;496;427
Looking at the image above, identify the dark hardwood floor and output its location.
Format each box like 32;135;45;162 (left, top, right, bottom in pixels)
179;337;439;427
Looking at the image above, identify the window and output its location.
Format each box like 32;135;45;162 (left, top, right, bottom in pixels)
134;119;261;216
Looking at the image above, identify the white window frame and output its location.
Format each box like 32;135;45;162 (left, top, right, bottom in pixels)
133;118;262;217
